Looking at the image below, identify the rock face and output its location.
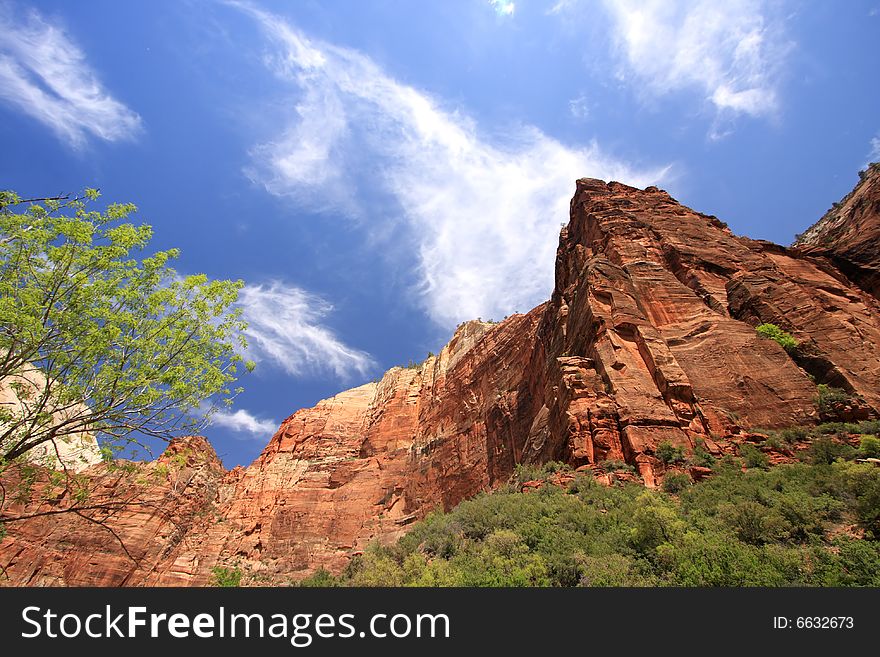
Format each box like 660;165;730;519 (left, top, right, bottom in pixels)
0;364;102;472
794;163;880;299
0;436;224;585
3;177;880;586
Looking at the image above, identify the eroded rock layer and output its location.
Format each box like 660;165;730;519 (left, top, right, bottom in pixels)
794;163;880;299
3;177;879;586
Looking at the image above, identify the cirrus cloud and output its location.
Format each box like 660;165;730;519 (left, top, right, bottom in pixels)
238;281;374;380
232;3;668;328
600;0;791;126
0;3;142;148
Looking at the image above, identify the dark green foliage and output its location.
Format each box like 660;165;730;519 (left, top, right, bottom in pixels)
689;439;715;467
813;420;880;437
210;566;242;587
718;501;788;545
817;384;851;416
807;437;857;465
739;444;769;469
780;426;809;443
858;420;880;436
662;472;691;494
319;459;880;587
755;323;798;354
655;441;686;465
764;434;786;451
296;568;339;587
829;462;880;539
513;461;570;485
602;459;635;473
860;436;880;459
815;422;850;435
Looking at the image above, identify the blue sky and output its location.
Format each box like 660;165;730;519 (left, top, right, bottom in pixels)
1;0;878;467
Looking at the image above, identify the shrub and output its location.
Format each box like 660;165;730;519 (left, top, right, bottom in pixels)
578;554;659;587
830;462;880;538
210;566;242;587
690;439;715;467
719;501;787;546
513;460;571;484
857;420;880;436
739;444;769;469
602;459;635;473
662;531;791;586
629;494;685;554
296;568;338;587
755;323;799;354
808;437;857;465
814;422;850;435
656;442;686;465
567;475;597;495
764;434;786;451
828;538;880;586
312;458;880;587
817;384;851;416
780;426;809;443
859;436;880;459
662;472;691;494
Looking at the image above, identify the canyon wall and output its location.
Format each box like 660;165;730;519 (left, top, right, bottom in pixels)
2;175;879;585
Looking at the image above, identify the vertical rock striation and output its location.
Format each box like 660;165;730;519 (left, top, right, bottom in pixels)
3;176;879;585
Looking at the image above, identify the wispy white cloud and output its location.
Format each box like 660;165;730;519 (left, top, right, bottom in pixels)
208;407;278;438
569;94;590;120
548;0;575;15
489;0;516;16
234;4;667;328
600;0;790;129
869;134;880;164
238;281;374;379
0;4;142;148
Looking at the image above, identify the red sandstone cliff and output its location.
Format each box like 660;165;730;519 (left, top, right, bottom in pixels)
2;176;879;586
794;162;880;299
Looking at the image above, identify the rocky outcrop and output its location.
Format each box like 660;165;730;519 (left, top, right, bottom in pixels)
0;436;224;585
3;175;879;586
794;163;880;299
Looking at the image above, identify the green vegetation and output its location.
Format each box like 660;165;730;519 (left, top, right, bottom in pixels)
755;323;799;354
816;384;852;416
304;453;880;587
690;438;715;467
739;444;769;469
655;441;686;465
603;459;636;473
860;436;880;459
780;420;880;438
513;461;571;484
0;189;251;521
401;352;436;369
780;426;809;442
210;566;242;587
662;472;691;494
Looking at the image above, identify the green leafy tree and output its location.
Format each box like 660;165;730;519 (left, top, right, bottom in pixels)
0;189;251;508
655;441;686;465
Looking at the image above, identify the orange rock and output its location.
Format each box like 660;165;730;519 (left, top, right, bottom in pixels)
689;466;713;482
4;174;880;585
795;163;880;299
